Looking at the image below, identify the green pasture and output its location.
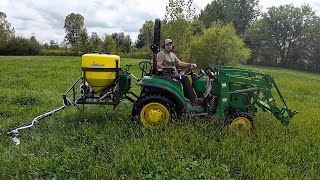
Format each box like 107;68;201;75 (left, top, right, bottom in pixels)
0;56;319;179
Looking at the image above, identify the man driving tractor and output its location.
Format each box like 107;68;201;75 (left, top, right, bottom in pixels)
156;39;201;106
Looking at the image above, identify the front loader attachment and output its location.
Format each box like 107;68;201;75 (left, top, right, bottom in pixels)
214;65;298;126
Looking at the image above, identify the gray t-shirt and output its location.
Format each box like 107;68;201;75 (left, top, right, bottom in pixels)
157;50;181;70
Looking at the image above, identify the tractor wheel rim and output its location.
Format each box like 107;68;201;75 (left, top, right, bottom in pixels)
229;117;252;132
140;102;170;128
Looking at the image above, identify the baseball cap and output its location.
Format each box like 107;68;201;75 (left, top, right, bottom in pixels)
164;39;173;45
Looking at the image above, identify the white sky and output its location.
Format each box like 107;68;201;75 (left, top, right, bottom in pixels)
1;0;319;44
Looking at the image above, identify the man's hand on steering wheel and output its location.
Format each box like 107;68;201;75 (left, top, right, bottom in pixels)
184;63;197;75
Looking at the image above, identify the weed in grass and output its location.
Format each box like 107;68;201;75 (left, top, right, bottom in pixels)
13;95;39;106
0;111;12;120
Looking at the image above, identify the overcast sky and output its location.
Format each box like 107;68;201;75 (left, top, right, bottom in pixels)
1;0;319;44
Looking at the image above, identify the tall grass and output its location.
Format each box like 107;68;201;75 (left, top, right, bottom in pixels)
0;56;319;179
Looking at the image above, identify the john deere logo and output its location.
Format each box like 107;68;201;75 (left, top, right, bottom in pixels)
90;62;104;67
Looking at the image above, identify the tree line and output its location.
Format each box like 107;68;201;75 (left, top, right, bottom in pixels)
0;0;320;72
136;1;320;72
0;12;134;57
0;12;41;55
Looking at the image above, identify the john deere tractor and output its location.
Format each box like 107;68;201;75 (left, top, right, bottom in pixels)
6;19;297;144
131;19;297;129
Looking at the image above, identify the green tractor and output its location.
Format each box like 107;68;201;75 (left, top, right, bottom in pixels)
6;19;297;144
131;18;297;129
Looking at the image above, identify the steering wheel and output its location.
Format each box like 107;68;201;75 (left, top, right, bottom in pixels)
204;66;218;79
139;61;152;77
184;65;196;75
193;69;206;81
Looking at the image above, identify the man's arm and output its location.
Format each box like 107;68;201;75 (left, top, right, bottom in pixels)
157;53;165;69
173;53;197;69
176;61;197;68
157;60;165;69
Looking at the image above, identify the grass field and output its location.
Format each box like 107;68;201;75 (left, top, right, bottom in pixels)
0;56;319;179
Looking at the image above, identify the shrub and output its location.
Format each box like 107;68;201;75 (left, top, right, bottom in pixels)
189;23;251;68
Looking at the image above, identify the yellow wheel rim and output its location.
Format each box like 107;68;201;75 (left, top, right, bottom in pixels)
229;116;252;132
140;102;170;128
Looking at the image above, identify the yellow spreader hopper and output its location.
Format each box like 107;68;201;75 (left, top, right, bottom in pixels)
82;53;120;94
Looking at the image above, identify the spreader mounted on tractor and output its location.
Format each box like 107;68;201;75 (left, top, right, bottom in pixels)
6;19;297;145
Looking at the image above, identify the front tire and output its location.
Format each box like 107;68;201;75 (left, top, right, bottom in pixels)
227;112;254;132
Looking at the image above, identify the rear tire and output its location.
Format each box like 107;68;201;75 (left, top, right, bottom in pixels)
132;94;174;128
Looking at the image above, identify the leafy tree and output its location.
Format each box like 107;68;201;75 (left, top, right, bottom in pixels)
64;13;86;47
6;36;41;55
0;12;14;37
165;0;196;22
304;18;320;71
135;20;154;48
189;23;250;67
29;34;41;55
190;19;205;36
111;32;132;54
103;34;116;54
89;32;103;52
6;37;28;55
0;12;15;54
162;19;193;59
245;4;318;68
78;28;90;53
199;0;223;28
199;0;260;35
162;0;197;59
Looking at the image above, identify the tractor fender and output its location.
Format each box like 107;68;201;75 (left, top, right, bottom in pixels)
136;81;187;112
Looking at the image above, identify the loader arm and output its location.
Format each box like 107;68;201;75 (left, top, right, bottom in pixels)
252;75;298;126
215;66;298;126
